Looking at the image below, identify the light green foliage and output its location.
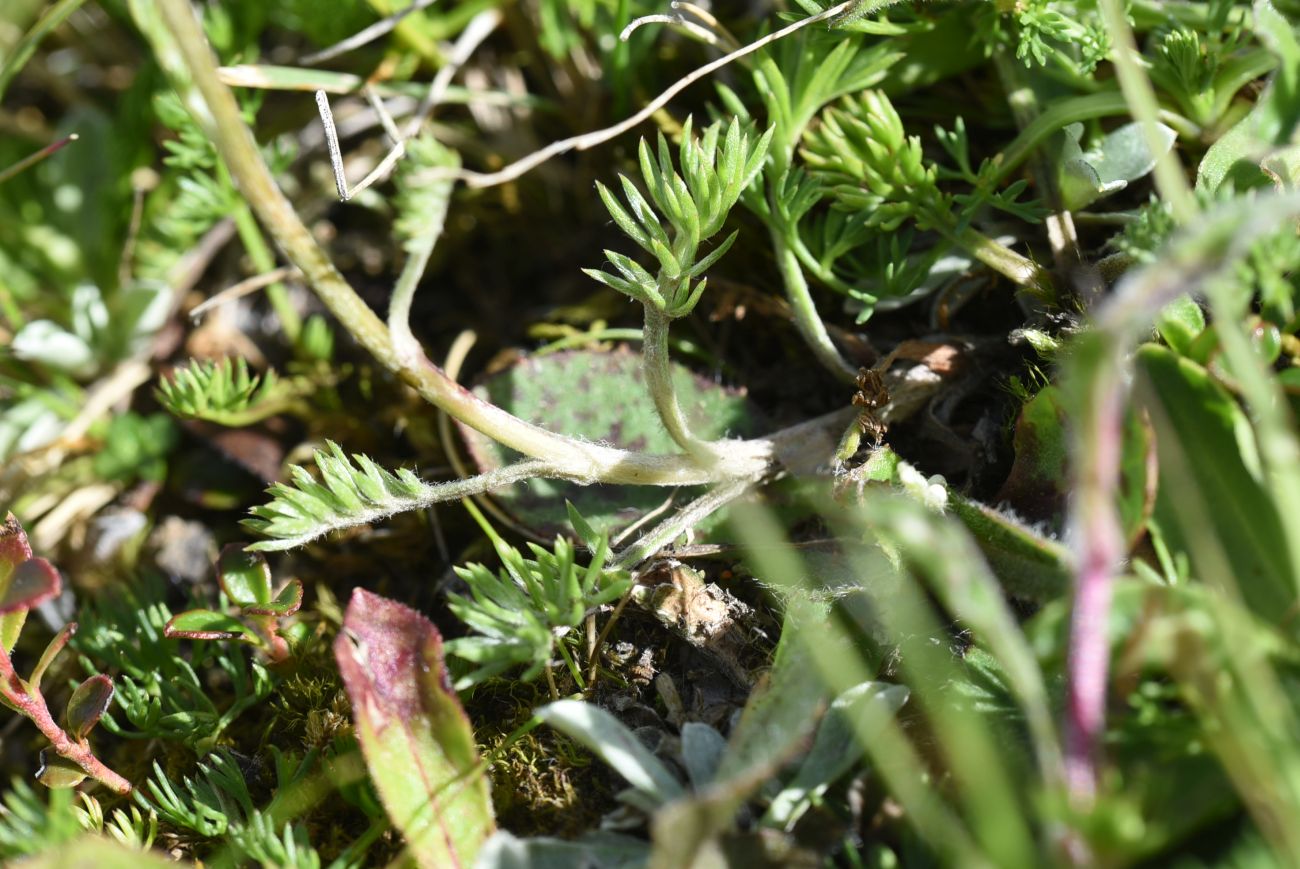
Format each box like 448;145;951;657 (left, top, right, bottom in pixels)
1011;0;1110;74
0;779;80;860
243;441;438;551
804;92;944;233
156;357;294;426
446;502;632;689
585;118;772;317
73;578;273;751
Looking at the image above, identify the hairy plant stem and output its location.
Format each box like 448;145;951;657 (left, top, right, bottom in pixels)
642;308;728;462
772;227;859;383
152;0;777;488
0;649;131;794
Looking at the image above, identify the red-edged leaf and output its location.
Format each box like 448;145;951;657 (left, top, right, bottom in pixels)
244;578;303;617
164;609;256;641
65;674;114;740
216;543;273;607
0;558;61;614
335;589;495;869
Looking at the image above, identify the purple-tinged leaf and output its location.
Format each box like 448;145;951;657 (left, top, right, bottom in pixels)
0;557;61;615
216;543;273;607
0;513;33;581
66;674;114;740
36;750;87;789
244;578;303;617
335;588;495;869
164;609;256;641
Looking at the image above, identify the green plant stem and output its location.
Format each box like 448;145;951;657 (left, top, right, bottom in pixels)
151;0;776;488
642;308;724;461
1097;0;1197;224
229;194;302;342
950;224;1052;293
388;162;454;366
772;228;859;383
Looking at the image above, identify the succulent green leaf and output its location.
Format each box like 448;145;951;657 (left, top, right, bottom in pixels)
216;543;273;607
335;589;495;868
65;674;114;740
164;609;257;642
36;751;88;789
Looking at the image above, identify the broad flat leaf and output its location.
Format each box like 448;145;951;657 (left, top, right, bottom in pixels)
680;722;727;790
1137;344;1296;622
164;609;256;641
216;543;273;607
243;578;303;617
65;674;113;740
335;589;494;869
1060;122;1177;210
0;558;60;615
461;349;760;536
535;700;685;807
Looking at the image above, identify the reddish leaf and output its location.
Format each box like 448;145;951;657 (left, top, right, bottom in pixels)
0;558;60;615
335;589;495;869
65;674;114;740
0;513;34;578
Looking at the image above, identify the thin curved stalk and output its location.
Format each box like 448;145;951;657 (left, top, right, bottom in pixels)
772;228;859;384
150;0;772;487
642;308;729;462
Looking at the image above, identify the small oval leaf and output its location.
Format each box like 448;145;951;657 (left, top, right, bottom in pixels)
36;750;87;789
216;543;273;607
243;578;303;617
65;674;114;740
0;558;61;615
165;609;256;641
